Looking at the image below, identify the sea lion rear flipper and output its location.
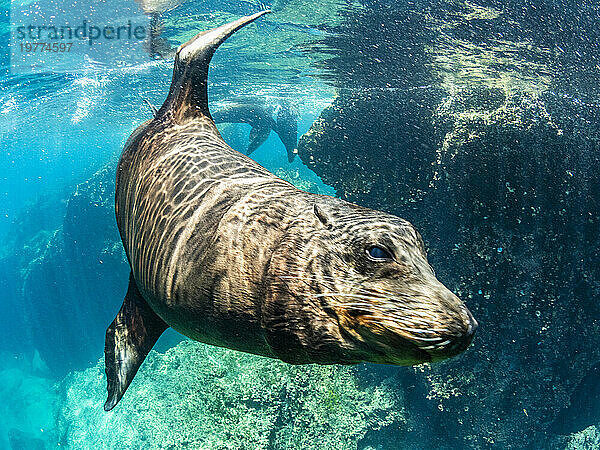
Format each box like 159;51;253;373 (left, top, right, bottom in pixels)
246;125;270;155
159;10;271;121
274;103;298;162
104;273;168;411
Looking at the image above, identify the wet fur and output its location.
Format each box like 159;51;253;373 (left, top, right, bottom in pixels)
105;11;475;410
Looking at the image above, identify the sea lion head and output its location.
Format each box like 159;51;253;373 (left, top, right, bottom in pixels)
263;197;477;366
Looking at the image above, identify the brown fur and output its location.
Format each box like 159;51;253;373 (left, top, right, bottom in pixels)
104;11;476;410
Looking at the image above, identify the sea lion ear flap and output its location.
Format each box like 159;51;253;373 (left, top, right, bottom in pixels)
313;204;333;229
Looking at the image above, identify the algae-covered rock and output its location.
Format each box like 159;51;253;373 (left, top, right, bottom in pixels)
58;340;403;449
296;1;600;447
299;84;600;448
566;426;600;450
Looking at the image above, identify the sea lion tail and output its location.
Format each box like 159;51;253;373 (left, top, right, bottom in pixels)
104;273;168;411
159;10;271;121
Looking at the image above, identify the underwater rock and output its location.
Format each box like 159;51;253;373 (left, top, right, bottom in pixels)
298;88;442;213
550;361;600;435
299;80;600;447
58;340;403;449
299;82;600;447
21;165;129;374
0;255;29;353
297;0;600;441
566;426;600;450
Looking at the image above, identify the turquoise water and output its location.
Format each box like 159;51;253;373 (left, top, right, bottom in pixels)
2;0;600;448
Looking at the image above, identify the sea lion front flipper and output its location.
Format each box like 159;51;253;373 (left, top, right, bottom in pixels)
104;273;168;411
246;125;270;155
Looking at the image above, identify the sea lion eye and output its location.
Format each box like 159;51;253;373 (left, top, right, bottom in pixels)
366;246;393;261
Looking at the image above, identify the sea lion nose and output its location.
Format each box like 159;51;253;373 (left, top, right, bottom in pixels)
466;310;478;335
445;309;477;356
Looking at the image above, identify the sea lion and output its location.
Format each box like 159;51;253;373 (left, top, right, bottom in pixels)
142;99;298;160
273;101;298;162
212;101;298;162
212;102;275;155
104;11;477;411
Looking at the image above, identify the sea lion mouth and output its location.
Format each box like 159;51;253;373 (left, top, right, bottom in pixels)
405;314;477;362
348;308;477;365
386;337;433;365
352;322;434;365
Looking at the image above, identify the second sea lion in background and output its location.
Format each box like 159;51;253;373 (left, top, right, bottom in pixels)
212;101;298;161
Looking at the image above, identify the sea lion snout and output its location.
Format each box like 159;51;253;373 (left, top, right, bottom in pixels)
444;309;478;356
348;279;477;365
412;288;478;361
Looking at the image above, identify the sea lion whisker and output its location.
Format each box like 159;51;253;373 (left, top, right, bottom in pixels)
409;336;445;343
277;274;383;292
399;327;439;336
419;344;439;350
315;300;430;328
313;293;419;311
378;305;436;320
313;296;432;326
356;316;442;341
419;339;452;349
313;292;387;302
324;301;375;308
275;274;339;292
312;295;404;312
375;315;432;329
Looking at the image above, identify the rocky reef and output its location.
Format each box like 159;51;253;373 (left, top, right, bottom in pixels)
297;0;600;447
0;164;129;375
567;427;600;450
58;340;402;449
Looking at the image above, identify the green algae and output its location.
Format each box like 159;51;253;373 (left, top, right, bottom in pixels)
58;340;403;449
566;426;600;449
426;0;554;95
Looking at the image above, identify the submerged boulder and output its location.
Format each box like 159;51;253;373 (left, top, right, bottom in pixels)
299;85;600;448
297;1;600;447
566;426;600;450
